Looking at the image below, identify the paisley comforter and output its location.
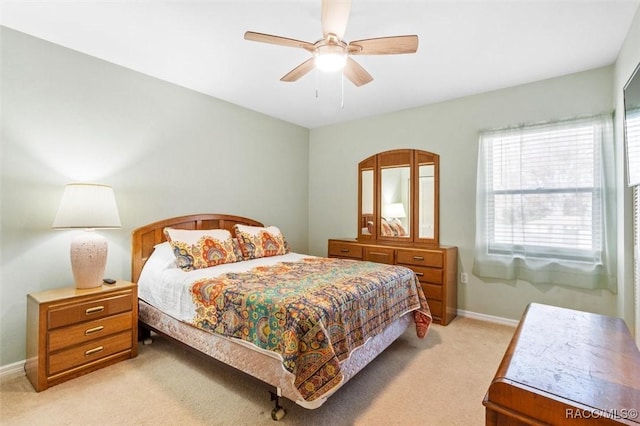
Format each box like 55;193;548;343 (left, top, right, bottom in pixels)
189;257;431;402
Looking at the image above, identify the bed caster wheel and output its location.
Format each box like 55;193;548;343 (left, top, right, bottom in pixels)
271;407;286;421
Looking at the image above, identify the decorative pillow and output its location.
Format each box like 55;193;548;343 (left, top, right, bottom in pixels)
232;237;244;261
233;224;289;259
388;218;408;237
380;218;394;236
163;228;239;271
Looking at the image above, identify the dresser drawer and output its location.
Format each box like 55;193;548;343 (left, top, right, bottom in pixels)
428;299;443;319
405;265;443;284
48;312;133;352
397;249;443;268
422;283;443;301
364;246;395;264
328;241;363;259
48;291;133;330
48;331;133;376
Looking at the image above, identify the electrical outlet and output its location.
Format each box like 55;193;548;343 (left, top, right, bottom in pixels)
461;272;469;284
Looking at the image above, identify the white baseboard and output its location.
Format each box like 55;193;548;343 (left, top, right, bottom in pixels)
457;309;519;327
0;360;26;379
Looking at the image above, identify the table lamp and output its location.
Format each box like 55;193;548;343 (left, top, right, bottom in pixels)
52;183;121;289
383;202;406;220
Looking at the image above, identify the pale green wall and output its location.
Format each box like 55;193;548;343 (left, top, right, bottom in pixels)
308;66;618;322
0;28;309;365
614;6;640;344
3;12;639;368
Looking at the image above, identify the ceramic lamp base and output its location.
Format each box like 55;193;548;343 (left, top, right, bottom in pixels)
70;230;107;289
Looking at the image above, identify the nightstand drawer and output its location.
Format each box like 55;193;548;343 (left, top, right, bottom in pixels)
405;265;443;284
328;241;363;259
49;330;133;375
364;246;395;264
396;249;443;268
48;291;133;329
48;312;133;352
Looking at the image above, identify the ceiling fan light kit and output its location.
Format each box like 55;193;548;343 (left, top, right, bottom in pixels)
314;39;348;72
244;0;418;87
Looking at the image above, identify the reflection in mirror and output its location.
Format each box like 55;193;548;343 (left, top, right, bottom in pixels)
624;62;640;186
361;169;374;235
381;167;410;238
419;164;435;238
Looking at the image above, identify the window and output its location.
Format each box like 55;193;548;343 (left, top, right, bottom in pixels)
473;114;616;291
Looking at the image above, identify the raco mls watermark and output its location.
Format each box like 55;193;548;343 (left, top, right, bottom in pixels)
566;408;639;420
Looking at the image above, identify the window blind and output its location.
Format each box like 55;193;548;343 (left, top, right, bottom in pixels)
484;119;601;261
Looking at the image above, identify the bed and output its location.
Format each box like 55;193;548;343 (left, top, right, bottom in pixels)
132;213;431;420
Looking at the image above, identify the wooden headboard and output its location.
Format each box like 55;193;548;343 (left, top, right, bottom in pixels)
131;213;263;283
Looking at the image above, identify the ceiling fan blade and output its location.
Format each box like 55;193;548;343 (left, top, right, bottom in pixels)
244;31;314;51
343;57;373;87
349;35;419;55
281;58;315;82
321;0;351;39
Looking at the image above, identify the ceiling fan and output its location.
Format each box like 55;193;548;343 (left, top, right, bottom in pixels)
244;0;418;87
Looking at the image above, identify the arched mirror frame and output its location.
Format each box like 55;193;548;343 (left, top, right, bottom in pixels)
358;149;440;246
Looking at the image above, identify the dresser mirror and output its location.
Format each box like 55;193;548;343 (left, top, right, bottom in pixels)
419;163;436;238
381;166;411;238
358;149;439;246
624;61;640;186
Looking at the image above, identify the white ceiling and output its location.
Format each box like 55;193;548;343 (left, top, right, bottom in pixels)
2;1;639;129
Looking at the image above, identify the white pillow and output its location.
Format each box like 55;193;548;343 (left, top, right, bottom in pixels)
149;242;178;270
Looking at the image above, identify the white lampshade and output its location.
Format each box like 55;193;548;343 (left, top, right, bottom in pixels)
53;183;121;229
383;203;407;219
53;184;121;289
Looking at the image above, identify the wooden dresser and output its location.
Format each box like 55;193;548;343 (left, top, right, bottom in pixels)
26;281;138;391
328;238;457;325
484;303;640;425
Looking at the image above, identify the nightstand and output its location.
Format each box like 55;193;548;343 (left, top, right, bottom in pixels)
25;280;138;391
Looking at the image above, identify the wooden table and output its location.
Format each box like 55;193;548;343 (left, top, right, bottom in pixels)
483;303;640;425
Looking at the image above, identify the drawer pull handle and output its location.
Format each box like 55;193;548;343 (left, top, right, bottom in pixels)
415;272;424;277
84;326;104;335
85;346;104;356
340;248;349;253
85;306;104;315
413;256;424;261
370;252;388;256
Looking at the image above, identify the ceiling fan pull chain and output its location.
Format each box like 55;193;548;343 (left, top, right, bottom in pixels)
315;68;319;99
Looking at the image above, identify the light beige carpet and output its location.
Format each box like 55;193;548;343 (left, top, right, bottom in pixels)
0;317;514;426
